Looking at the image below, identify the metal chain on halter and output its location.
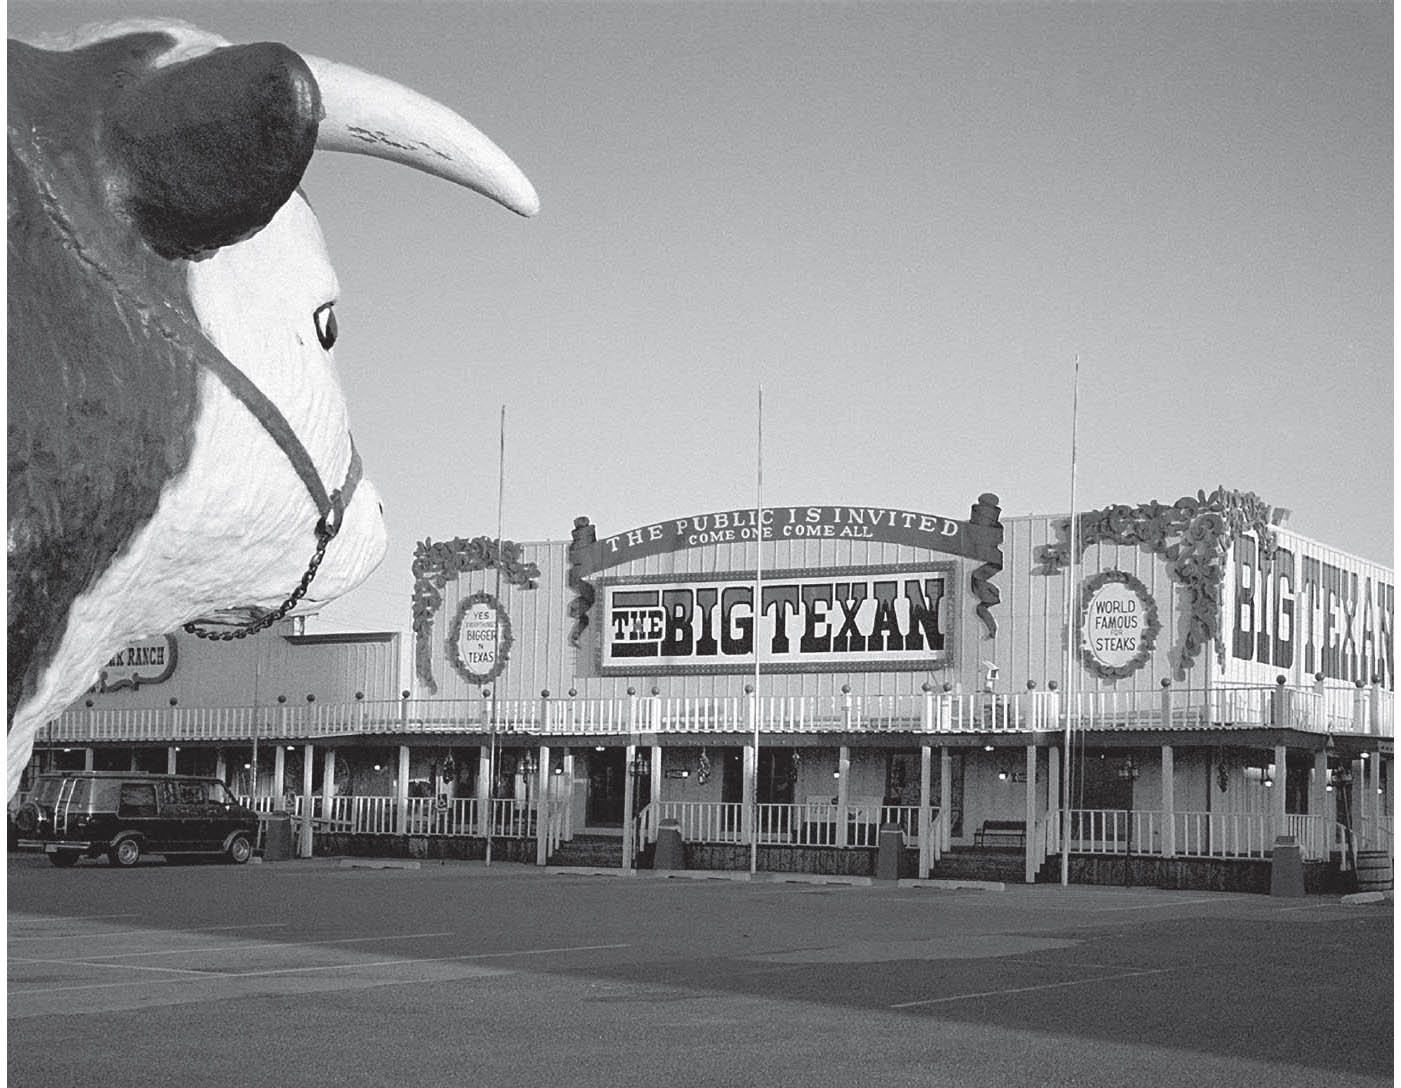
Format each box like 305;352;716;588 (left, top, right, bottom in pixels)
183;492;344;642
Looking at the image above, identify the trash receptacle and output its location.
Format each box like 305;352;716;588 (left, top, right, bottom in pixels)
1269;834;1304;898
263;813;293;862
876;823;904;881
653;818;685;870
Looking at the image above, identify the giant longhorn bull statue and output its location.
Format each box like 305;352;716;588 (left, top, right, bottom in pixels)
7;20;538;800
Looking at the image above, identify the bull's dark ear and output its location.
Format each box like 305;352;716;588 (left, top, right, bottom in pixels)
103;43;322;259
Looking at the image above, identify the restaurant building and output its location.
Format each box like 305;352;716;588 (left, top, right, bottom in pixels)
23;487;1394;889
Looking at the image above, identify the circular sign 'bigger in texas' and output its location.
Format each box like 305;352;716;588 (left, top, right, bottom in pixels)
448;592;511;685
1080;571;1159;679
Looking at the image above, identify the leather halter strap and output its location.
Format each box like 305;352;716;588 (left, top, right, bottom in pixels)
197;347;362;537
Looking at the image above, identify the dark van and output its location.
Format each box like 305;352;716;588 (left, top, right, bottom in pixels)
12;771;259;867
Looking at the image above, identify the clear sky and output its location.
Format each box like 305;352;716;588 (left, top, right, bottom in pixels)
9;0;1393;636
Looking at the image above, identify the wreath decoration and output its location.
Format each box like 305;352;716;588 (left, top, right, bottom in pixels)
447;592;513;685
1078;570;1160;680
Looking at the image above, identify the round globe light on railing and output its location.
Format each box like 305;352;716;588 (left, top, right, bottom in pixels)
1026;680;1037;690
651;685;660;696
169;697;178;707
277;695;286;704
943;682;954;693
1048;680;1059;691
921;682;933;693
541;689;550;699
568;688;578;697
355;691;364;701
401;690;411;700
306;694;315;702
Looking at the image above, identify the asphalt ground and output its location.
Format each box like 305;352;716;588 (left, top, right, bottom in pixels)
6;855;1394;1088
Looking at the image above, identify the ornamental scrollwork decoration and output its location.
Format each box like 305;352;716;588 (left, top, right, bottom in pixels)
1036;487;1278;678
412;536;539;693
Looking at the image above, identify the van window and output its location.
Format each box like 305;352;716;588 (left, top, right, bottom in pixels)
91;779;123;812
206;782;234;804
118;783;158;817
177;783;206;804
31;778;63;804
66;778;93;809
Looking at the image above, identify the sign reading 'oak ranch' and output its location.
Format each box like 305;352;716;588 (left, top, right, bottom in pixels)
601;565;953;674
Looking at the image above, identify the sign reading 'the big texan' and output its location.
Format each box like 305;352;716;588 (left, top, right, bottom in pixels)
600;564;953;674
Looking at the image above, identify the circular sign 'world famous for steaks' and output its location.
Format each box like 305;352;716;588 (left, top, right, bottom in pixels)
449;593;511;685
1080;571;1159;680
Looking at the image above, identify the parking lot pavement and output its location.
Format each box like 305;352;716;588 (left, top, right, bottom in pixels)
7;856;1394;1088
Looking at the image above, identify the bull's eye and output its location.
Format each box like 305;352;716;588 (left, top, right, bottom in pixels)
314;303;338;350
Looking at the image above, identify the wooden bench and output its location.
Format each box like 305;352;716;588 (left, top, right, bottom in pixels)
973;819;1026;848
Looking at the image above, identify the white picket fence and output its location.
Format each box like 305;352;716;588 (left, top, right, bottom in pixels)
46;682;1394;743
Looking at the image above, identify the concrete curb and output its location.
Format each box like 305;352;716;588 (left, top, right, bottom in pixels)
337;859;421;870
896;878;1006;892
1340;890;1393;905
544;866;636;877
644;869;752;882
765;873;873;886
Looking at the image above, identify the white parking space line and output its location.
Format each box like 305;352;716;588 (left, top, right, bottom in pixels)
13;930;456;962
7;922;291;944
11;957;227;978
890;967;1177;1008
9;941;631;998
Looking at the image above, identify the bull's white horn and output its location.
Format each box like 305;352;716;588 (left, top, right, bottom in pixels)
304;54;538;217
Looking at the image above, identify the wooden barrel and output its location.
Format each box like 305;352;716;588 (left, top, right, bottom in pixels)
1356;850;1393;893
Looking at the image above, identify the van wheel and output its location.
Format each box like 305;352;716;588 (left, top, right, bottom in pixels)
226;834;252;865
109;839;141;868
48;851;80;868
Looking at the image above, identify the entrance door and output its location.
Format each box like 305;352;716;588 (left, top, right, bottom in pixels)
586;749;626;827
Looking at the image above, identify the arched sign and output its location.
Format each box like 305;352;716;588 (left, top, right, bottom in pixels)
448;592;511;685
1080;571;1159;680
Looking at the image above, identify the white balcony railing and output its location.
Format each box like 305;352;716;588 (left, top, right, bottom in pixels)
42;682;1393;745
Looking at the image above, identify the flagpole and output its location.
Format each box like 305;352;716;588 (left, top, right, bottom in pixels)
1060;356;1080;886
486;405;505;867
750;387;764;876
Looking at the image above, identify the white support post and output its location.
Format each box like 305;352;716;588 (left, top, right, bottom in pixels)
940;748;953;852
650;745;663;810
1023;745;1037;883
1048;745;1061;859
1273;744;1288;840
1161;745;1176;858
562;749;575;842
322;747;337;831
1312;748;1328;859
214;750;226;784
299;744;315;857
622;742;637;869
477;745;492;838
535;744;550;866
741;744;757;846
836;746;852;848
395;745;410;837
167;746;178;775
918;743;933;877
1358;756;1371;847
84;748;96;772
273;745;286;805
